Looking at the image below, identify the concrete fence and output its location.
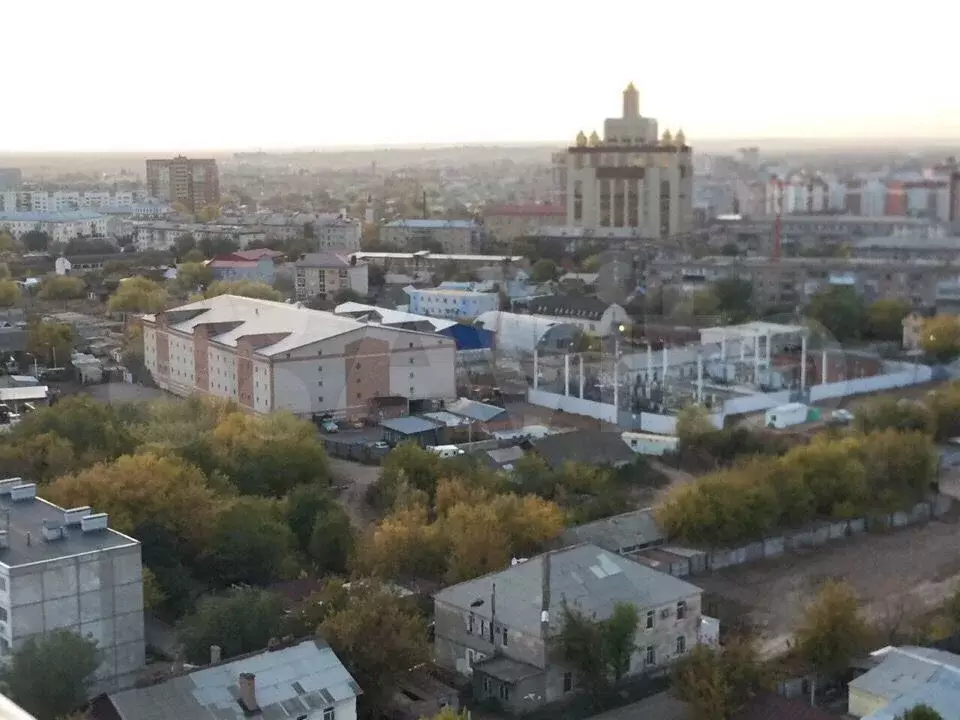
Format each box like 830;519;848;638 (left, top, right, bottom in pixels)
691;497;951;575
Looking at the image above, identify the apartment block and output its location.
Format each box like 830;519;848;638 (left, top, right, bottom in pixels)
381;219;478;254
294;252;369;301
145;156;220;212
0;481;144;694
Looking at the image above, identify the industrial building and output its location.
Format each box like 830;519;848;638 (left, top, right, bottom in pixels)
334;302;494;350
380;219;479;254
0;480;144;693
142;295;457;420
474;311;581;354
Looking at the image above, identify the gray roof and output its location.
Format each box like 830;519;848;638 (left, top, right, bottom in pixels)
531;430;637;469
106;639;361;720
295;252;351;268
0;492;136;568
380;416;441;435
849;647;960;707
446;398;507;423
853;235;960;251
562;509;665;554
434;544;701;636
486;445;525;466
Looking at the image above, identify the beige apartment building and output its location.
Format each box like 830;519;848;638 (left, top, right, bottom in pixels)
145;156;220;212
482;204;565;244
380;219;477;253
294;252;369;301
564;84;693;238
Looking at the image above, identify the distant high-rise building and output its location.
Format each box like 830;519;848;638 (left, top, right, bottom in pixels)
145;156;219;212
563;83;694;238
0;169;22;191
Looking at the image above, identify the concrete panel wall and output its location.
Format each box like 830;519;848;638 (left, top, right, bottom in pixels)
809;367;930;402
722;390;792;417
527;389;618;423
8;544;144;695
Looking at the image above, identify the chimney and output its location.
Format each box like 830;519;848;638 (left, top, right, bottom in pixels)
540;551;551;645
237;672;259;714
210;645;222;664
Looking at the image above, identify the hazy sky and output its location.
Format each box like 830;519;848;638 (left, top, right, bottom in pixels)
7;0;959;152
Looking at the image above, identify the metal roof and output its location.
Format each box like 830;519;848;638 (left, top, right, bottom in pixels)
562;508;665;554
384;219;475;229
446;398;506;423
379;416;441;435
434;544;702;636
107;639;361;720
0;210;104;222
0;386;48;402
334;301;456;332
850;646;960;719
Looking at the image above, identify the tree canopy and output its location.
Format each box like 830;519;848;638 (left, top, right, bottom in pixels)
807;286;865;342
37;275;85;302
922;315;960;362
2;629;99;720
27;321;74;368
672;640;768;720
795;580;872;676
108;276;169;313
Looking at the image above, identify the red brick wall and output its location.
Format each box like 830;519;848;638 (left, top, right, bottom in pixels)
344;337;390;419
236;337;254;409
193;325;210;391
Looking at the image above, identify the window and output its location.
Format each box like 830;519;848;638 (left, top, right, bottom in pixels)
645;645;656;666
482;676;491;695
318;380;323;387
645;610;655;629
318;396;324;403
409;357;415;364
468;613;475;633
480;619;486;638
563;671;573;693
499;684;510;702
0;607;7;622
676;636;686;655
502;627;508;646
323;708;335;720
676;600;686;620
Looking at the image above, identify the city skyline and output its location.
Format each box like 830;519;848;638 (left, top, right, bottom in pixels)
7;0;959;152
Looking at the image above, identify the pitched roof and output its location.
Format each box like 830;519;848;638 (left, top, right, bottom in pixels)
380;416;441;435
143;295;446;357
384;219;475;229
528;294;614;321
434;544;702;637
104;639;361;720
531;429;637;469
562;508;665;554
850;646;960;719
446;397;507;423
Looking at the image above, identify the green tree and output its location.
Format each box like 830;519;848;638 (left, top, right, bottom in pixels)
174;233;197;256
866;299;911;342
334;288;364;304
12;394;134;463
0;279;19;307
177;262;213;291
896;704;943;720
672;641;767;720
26;321;74;367
807;286;866;342
210;411;331;496
2;629;99;720
922;315;960;362
201;497;295;587
795;580;872;677
108;276;168;313
37;275;86;302
0;230;17;254
375;442;443;509
317;580;429;716
285;484;354;574
205;279;282;301
558;601;639;700
712;277;754;322
853;396;934;436
196;204;222;222
178;587;288;665
21;229;51;252
531;258;558;283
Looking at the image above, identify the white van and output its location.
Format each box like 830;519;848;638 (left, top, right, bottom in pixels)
428;445;466;459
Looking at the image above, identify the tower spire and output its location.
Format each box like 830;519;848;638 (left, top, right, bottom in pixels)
622;82;639;119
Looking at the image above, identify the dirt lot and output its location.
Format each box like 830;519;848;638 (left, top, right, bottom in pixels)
327;456;381;527
696;516;960;657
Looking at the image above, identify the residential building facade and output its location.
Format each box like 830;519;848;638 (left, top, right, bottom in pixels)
563;84;694;238
483;204;565;244
133;221;265;252
316;217;362;251
206;250;282;284
0;211;108;243
0;169;22;191
141;295;456;419
295;252;369;301
406;287;499;319
433;544;706;713
145;156;220;211
0;189;148;213
0;482;145;693
351;251;525;277
381;219;478;254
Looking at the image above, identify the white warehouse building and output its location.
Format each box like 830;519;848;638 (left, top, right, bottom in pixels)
141;295;458;419
0;480;145;694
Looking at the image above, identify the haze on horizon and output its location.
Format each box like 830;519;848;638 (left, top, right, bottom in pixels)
7;0;959;153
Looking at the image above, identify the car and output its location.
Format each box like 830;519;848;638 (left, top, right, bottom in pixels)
372;441;390;450
831;409;854;423
321;420;339;433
